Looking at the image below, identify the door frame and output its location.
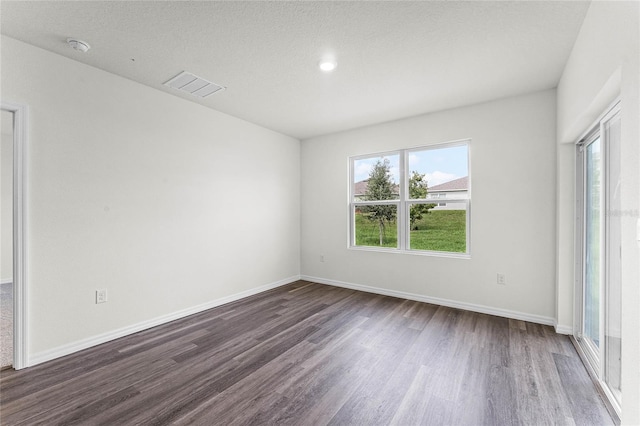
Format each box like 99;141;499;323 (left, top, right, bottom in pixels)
574;99;622;419
576;128;603;373
1;101;28;369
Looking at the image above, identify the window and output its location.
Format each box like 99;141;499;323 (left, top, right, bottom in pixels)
349;140;470;256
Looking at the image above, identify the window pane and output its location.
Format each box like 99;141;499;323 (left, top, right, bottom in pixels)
353;154;400;201
408;145;468;200
409;202;466;253
354;204;398;248
584;138;601;348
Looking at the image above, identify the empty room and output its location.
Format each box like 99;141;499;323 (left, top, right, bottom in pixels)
1;1;639;425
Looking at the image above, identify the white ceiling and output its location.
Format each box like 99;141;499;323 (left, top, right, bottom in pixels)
1;1;590;140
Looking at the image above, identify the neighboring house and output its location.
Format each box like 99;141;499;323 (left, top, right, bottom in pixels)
353;179;399;201
427;176;468;210
353;180;369;200
354;177;467;211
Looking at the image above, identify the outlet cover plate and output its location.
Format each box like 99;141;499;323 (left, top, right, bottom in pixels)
96;289;107;304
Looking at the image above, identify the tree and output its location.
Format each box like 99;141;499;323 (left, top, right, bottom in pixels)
362;159;397;245
409;171;436;230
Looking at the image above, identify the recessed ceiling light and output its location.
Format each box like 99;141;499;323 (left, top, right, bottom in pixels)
66;38;90;53
319;60;337;72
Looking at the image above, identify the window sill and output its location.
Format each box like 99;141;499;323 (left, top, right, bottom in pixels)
348;245;471;259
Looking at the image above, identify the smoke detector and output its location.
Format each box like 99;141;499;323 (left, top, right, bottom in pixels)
67;38;90;53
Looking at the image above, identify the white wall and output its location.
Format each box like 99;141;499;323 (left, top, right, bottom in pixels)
0;36;301;359
301;90;557;321
556;2;640;423
1;111;13;282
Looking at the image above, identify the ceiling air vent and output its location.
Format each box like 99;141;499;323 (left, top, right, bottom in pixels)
163;71;226;98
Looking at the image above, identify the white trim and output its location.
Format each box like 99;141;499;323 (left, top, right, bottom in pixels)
352;200;400;206
347;244;471;259
28;275;300;367
399;149;407;250
349;149;401;163
575;138;585;344
1;278;13;285
1;101;28;370
301;275;556;327
554;324;573;335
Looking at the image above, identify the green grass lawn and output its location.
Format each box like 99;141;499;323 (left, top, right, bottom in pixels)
355;210;466;252
355;214;398;248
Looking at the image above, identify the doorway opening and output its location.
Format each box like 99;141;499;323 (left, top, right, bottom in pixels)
1;109;13;369
0;101;27;370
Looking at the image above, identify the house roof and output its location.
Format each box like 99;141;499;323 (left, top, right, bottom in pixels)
355;177;467;195
428;176;468;192
354;180;369;196
354;179;400;197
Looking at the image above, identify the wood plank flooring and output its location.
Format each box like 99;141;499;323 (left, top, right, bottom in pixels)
0;281;613;425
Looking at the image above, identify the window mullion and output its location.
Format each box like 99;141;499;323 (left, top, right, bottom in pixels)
398;150;407;250
352;200;399;206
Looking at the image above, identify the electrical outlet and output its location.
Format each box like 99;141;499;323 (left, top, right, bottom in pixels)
497;273;506;285
96;289;108;304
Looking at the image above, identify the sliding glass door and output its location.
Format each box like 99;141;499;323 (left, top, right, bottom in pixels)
576;102;621;417
582;135;601;360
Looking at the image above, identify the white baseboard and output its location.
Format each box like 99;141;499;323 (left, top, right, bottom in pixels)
1;278;12;285
28;275;301;367
28;274;564;367
554;324;573;335
301;275;557;327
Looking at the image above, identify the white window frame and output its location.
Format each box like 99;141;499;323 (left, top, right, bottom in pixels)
348;139;470;258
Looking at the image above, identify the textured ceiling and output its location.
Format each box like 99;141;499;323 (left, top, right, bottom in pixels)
1;1;590;140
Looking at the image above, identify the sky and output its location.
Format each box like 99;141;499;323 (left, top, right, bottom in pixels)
353;145;468;187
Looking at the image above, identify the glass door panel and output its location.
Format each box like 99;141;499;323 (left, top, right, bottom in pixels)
584;137;601;351
604;115;622;404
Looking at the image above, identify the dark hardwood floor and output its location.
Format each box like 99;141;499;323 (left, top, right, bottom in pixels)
0;281;612;425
